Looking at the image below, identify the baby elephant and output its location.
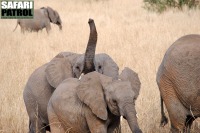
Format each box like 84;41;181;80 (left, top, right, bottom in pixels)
47;67;142;133
13;6;62;33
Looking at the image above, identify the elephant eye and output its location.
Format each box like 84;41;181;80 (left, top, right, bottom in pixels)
112;100;117;105
76;66;79;70
133;97;137;101
98;65;102;69
109;99;117;108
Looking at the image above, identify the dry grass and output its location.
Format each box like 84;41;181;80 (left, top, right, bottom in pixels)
1;0;200;132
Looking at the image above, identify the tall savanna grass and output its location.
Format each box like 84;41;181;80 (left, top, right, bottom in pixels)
0;0;200;132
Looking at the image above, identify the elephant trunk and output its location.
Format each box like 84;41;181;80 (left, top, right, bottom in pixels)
124;104;142;133
59;24;62;30
82;18;97;74
55;20;62;30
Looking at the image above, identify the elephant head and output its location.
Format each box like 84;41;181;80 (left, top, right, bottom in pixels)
94;53;119;79
101;67;142;133
76;68;142;133
72;55;84;78
46;6;62;30
73;53;119;79
45;18;97;88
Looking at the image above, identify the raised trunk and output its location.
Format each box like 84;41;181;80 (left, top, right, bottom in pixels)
82;18;97;74
124;104;142;133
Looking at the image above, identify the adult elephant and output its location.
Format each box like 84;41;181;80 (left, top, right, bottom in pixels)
47;68;142;133
157;34;200;133
13;7;62;33
23;19;119;133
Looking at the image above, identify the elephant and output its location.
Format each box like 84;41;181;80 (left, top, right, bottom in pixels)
47;67;142;133
156;34;200;133
23;18;98;133
23;19;119;133
13;7;62;33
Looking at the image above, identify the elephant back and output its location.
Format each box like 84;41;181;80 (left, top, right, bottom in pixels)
53;52;81;65
34;8;48;20
161;34;200;112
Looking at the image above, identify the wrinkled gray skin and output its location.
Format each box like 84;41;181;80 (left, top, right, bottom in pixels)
73;53;119;79
23;19;119;133
157;34;200;133
13;7;62;33
48;68;142;133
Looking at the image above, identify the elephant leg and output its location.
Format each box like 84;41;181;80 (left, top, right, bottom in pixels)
48;113;65;133
21;28;25;34
185;115;195;133
24;91;45;133
86;113;107;133
159;78;187;133
108;117;121;133
47;104;64;133
28;116;46;133
46;24;51;34
168;102;187;133
26;104;46;133
20;25;25;33
29;120;34;133
172;116;194;133
160;95;168;127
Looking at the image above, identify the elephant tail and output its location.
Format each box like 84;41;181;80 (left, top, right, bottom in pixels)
29;119;31;131
160;96;168;127
13;20;19;32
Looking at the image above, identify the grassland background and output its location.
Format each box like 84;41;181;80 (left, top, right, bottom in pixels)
1;0;200;132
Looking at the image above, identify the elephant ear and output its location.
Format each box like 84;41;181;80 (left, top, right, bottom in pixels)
45;56;73;88
40;7;45;9
95;53;119;80
47;6;57;23
54;10;61;24
76;72;108;120
118;67;141;99
99;74;113;89
53;52;76;59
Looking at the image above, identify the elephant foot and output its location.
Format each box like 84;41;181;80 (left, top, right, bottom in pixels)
160;115;168;127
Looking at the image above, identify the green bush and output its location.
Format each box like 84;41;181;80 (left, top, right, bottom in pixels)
144;0;199;12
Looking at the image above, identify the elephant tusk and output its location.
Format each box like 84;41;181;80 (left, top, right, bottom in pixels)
79;73;84;80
